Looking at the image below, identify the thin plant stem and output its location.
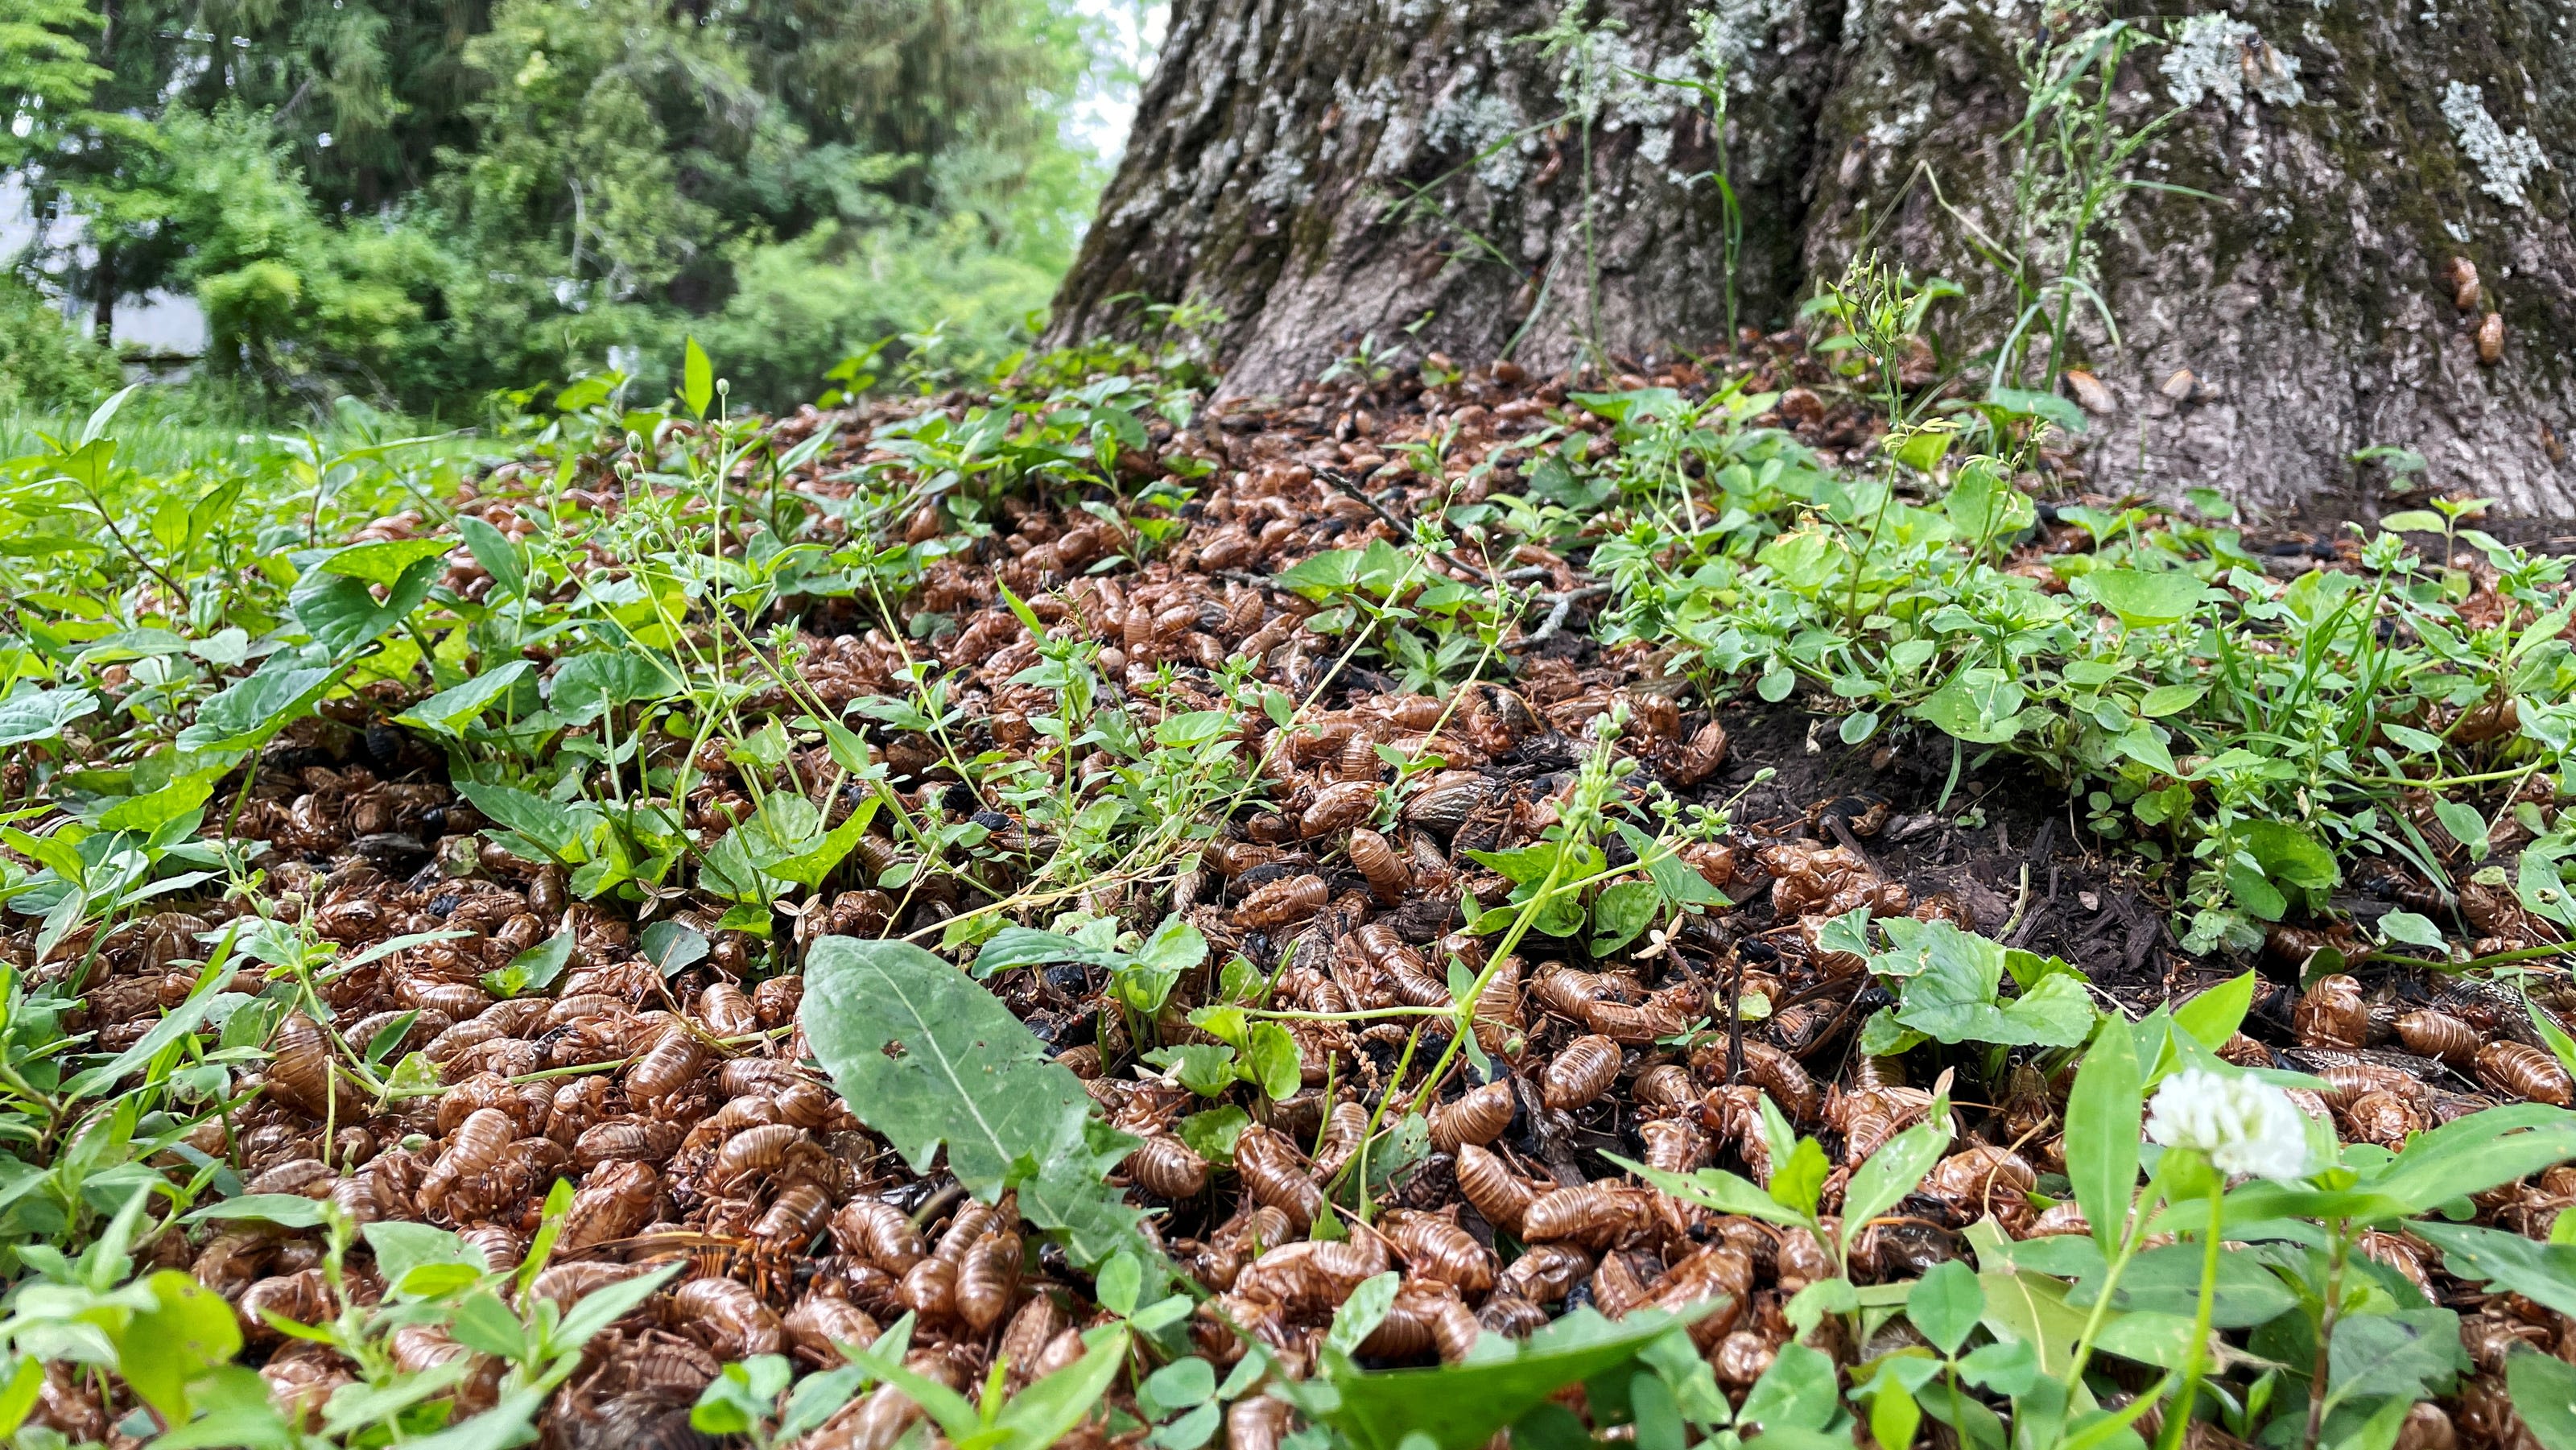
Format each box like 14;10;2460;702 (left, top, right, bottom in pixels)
2151;1179;2228;1450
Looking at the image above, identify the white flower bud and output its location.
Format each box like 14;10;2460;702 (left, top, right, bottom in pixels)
2145;1068;2310;1182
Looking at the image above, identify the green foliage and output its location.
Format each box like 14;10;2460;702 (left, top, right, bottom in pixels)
0;276;119;413
4;0;1104;411
801;936;1159;1274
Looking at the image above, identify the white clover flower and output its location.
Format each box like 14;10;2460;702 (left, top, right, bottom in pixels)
2145;1068;2311;1182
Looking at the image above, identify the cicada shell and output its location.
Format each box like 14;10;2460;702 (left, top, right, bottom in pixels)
1312;1100;1369;1179
1347;828;1410;903
1454;1143;1536;1234
1633;1063;1696;1109
1235;1236;1390;1312
755;1181;834;1246
1301;780;1380;839
711;1124;806;1189
783;1296;881;1369
419;1109;518;1220
574;1116;684;1171
1428;1082;1514;1153
626;1031;707;1107
698;982;760;1039
2293;974;2371;1048
2476;1041;2574;1105
1639;1117;1712;1174
1381;1208;1495;1293
1496;1241;1592;1303
267;1013;363;1124
1235;1125;1324;1229
563;1161;659;1251
1714;1330;1777;1386
2343;1090;2426;1149
954;1231;1022;1332
1520;1183;1655;1248
674;1277;784;1359
2393;1010;2479;1067
1235;874;1328;928
1542;1035;1620;1110
1127;1134;1211;1198
1402;775;1489;834
832;1198;927;1271
1666;720;1729;785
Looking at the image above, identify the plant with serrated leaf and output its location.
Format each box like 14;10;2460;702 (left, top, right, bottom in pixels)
800;936;1166;1281
1825;912;2099;1059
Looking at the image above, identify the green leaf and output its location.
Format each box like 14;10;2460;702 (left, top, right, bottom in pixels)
1326;1273;1403;1357
0;1358;43;1439
2172;972;2255;1049
1907;1261;1984;1357
803;938;1157;1273
1242;1022;1302;1101
178;657;343;751
395;662;535;736
2065;1021;2140;1258
2432;797;2490;860
1613;1157;1810;1228
2508;1350;2576;1450
2376;911;2446;951
1987;386;2087;436
1178;1106;1250;1166
547;651;681;726
456;515;525;598
322;538;454;589
803;938;1098;1197
989;1327;1131;1450
555;1262;685;1351
291;554;441;654
113;1270;242;1423
1770;1138;1830;1217
2084;569;2203;627
683;337;714;418
2410;1222;2576;1318
2325;1308;2462;1407
2242;821;2339;890
184;1194;330;1229
1914;670;2026;744
1288;1307;1710;1450
641;920;711;976
2137;684;2206;718
1843;1118;1950;1230
0;684;99;749
1589;879;1662;955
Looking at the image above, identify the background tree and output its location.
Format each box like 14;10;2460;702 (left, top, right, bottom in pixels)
2;0;1101;410
1047;0;2576;519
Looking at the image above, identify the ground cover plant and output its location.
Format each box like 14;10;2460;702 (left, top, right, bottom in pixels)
10;306;2576;1450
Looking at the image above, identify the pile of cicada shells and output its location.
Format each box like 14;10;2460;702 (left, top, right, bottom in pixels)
15;360;2573;1450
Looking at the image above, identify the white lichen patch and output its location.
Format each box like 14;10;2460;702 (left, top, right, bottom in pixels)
2440;81;2550;209
2161;15;2305;113
1691;0;1802;79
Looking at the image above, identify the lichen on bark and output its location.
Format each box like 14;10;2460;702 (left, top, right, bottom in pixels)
1052;0;2576;518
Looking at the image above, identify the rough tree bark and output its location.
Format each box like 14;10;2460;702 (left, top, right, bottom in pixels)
1047;0;2576;520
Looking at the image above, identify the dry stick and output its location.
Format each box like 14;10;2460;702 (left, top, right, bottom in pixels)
1314;466;1494;587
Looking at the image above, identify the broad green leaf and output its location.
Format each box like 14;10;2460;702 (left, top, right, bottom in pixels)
184;1195;330;1229
113;1271;242;1423
178;657;342;750
322;537;453;589
1843;1117;1950;1230
547;651;681;726
683;337;714;418
291;554;441;653
1589;879;1662;955
2085;568;2203;626
2411;1221;2576;1318
2509;1350;2576;1450
1906;1261;1984;1357
2325;1308;2462;1407
2065;1020;2140;1257
803;938;1095;1196
2242;821;2339;890
1914;670;2026;744
395;662;535;735
0;685;99;749
1613;1157;1809;1228
2172;972;2255;1049
2138;684;2205;718
1286;1307;1707;1450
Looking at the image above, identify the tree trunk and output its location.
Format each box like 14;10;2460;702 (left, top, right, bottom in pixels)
1048;0;2576;520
